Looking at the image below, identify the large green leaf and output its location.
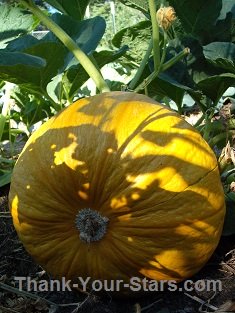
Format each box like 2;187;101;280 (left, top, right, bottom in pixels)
0;50;45;87
6;34;39;52
0;42;66;93
144;71;202;109
44;0;90;21
157;73;202;105
0;4;36;48
218;0;235;20
24;42;67;90
212;0;235;43
197;73;235;104
42;14;106;69
162;38;225;89
6;14;106;71
168;0;222;41
112;20;152;64
203;42;235;73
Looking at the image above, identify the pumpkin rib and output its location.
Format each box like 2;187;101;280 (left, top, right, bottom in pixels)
107;231;185;281
99;164;219;220
109;207;224;235
103;232;148;278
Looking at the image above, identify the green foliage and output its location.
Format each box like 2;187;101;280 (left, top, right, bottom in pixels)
44;0;90;21
124;0;235;109
0;3;38;48
112;21;152;64
119;0;149;16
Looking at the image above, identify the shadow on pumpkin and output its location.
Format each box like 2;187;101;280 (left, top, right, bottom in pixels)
9;99;225;291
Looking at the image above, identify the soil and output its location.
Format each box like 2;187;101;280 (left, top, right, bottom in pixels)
1;184;235;313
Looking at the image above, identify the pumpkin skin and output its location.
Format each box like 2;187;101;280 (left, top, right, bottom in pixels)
9;91;225;294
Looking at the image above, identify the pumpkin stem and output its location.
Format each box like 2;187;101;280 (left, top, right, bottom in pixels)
75;208;109;243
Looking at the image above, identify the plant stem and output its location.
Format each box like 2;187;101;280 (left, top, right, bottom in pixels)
159;31;167;69
161;47;190;72
134;47;190;93
148;0;160;71
202;108;215;142
129;39;153;90
134;71;158;93
193;113;206;128
20;0;110;94
0;115;6;143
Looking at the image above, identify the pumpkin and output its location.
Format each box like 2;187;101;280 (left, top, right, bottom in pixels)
9;91;225;294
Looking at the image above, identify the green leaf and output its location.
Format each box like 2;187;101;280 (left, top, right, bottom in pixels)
0;41;67;94
6;34;39;52
212;1;235;43
203;42;235;73
44;0;90;21
0;4;36;48
0;50;45;87
147;72;202;110
168;0;222;40
112;20;152;64
42;14;106;69
46;74;64;104
11;87;55;127
159;73;202;104
0;48;46;67
24;42;67;90
218;0;235;20
197;73;235;105
163;38;225;88
0;169;12;187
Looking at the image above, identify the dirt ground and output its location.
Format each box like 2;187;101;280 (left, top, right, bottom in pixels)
1;183;235;313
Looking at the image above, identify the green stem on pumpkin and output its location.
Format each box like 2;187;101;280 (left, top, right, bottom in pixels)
20;0;110;94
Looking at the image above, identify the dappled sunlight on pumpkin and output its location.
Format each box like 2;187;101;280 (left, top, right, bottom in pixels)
175;221;215;238
78;190;89;200
110;197;129;210
53;133;82;171
117;213;132;222
11;195;19;225
8;91;226;293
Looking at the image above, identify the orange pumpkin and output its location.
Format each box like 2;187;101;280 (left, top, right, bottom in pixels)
9;91;225;294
